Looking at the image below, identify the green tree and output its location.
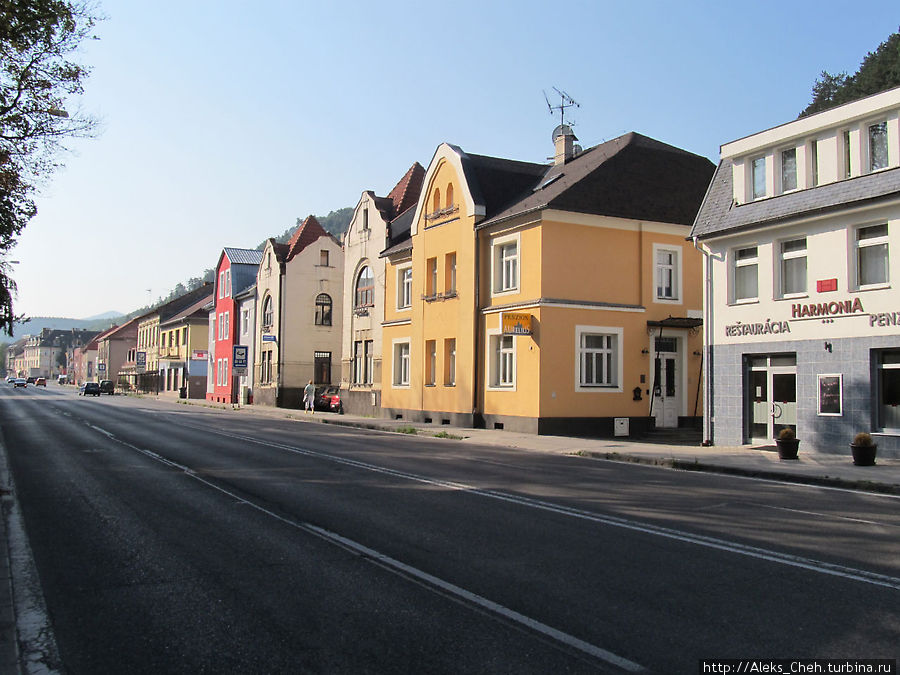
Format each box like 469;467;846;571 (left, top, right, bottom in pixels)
0;0;101;335
800;30;900;117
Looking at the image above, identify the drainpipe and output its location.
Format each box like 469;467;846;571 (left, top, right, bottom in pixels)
473;228;481;428
693;236;714;445
277;260;286;407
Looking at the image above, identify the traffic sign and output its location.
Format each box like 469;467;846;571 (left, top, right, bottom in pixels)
233;345;248;375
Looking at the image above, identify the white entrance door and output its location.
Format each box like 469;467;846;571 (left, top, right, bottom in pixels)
652;337;681;428
748;355;797;443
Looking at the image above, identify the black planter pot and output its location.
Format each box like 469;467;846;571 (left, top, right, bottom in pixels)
775;438;800;460
850;443;877;466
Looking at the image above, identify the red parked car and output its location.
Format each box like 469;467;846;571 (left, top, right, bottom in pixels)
314;386;343;413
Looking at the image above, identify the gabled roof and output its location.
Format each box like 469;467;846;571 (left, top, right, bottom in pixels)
385;162;426;217
476;132;715;229
223;247;264;266
98;316;139;341
381;204;417;257
691;160;900;240
282;215;337;262
160;293;215;327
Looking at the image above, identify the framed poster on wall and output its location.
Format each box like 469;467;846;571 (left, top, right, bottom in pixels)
817;374;843;416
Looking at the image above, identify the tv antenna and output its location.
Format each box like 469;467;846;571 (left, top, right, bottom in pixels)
543;87;580;127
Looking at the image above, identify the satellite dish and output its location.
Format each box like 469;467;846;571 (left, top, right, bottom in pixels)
552;124;577;142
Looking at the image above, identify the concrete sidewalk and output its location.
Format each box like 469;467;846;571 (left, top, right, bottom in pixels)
215;401;900;495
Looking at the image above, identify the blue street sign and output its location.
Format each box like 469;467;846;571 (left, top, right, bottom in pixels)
233;345;248;373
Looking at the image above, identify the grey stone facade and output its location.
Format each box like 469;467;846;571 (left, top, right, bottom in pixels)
709;336;900;458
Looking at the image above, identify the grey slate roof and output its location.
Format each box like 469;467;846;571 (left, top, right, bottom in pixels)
477;132;715;229
381;204;417;257
224;248;264;265
691;160;900;239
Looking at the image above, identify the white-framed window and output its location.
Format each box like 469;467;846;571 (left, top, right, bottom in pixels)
223;358;228;385
352;341;363;384
842;129;852;178
224;311;230;339
219;271;225;298
654;245;681;302
427;258;438;296
392;339;410;387
425;340;436;386
241;308;249;336
733;246;759;303
779;238;807;297
808;139;819;187
750;156;766;200
491;233;520;294
262;296;273;331
876;350;900;431
217;358;223;386
445;252;457;293
444;338;456;386
868;121;888;172
780;147;797;193
397;265;412;309
364;340;373;385
575;326;623;392
487;330;515;389
856;223;889;288
225;269;231;297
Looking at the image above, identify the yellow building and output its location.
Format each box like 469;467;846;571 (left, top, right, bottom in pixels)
381;129;715;435
158;292;214;398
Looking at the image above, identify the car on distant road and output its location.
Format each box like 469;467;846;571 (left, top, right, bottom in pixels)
99;380;114;395
314;386;343;413
79;382;101;396
26;376;36;384
13;378;27;388
35;378;46;387
6;376;15;384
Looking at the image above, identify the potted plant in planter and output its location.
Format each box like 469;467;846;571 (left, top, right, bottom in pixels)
850;432;877;466
775;427;799;460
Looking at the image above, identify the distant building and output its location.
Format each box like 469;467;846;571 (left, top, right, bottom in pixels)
23;328;99;378
691;85;900;457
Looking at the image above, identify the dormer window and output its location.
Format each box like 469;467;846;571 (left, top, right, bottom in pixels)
869;121;888;172
780;148;797;192
751;156;766;200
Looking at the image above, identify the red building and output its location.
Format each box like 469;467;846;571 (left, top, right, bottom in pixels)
207;247;263;403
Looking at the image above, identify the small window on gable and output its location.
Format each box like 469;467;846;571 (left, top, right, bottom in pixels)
320;250;329;267
446;183;454;209
433;188;441;214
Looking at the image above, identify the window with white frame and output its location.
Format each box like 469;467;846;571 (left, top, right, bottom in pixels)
750;156;766;200
225;269;231;297
488;333;515;388
655;246;680;300
733;246;759;302
842;129;852;178
425;340;436;385
219;271;225;298
577;329;619;389
856;224;889;287
869;121;888;172
398;266;412;309
262;296;273;331
444;338;456;386
393;341;410;387
352;341;363;384
780;238;807;296
781;148;797;192
808;139;819;187
492;235;519;294
877;350;900;431
224;311;230;339
364;340;373;385
241;308;249;336
445;252;456;293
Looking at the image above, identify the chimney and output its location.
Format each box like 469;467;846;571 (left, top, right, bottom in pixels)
553;124;577;165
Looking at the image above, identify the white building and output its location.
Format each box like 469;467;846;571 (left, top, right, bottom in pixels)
692;85;900;457
339;163;424;415
235;283;257;404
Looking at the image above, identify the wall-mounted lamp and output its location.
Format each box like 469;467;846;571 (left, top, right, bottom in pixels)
824;342;833;353
641;348;649;354
693;350;702;356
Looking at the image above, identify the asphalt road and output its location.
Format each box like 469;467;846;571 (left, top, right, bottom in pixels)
1;385;898;673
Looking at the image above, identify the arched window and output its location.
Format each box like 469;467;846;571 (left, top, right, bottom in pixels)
446;183;453;209
262;296;273;331
355;266;374;307
315;293;332;326
432;188;441;214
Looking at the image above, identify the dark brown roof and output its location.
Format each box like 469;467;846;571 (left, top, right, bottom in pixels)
386;162;425;216
477;132;715;228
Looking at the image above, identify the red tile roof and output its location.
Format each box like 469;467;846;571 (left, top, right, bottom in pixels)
284;215;333;261
386;163;425;217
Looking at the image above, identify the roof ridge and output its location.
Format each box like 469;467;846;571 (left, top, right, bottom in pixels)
386;162;426;217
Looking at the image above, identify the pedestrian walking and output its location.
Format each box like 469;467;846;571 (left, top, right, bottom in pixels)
303;380;315;413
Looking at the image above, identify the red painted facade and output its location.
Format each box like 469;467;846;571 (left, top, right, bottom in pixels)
208;255;236;403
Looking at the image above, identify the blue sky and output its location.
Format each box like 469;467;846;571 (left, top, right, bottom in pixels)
11;0;900;319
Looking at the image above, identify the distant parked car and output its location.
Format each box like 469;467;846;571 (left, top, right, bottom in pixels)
57;375;68;385
26;376;36;384
314;386;343;413
79;382;101;396
6;376;15;384
13;378;27;388
35;377;46;387
99;380;115;395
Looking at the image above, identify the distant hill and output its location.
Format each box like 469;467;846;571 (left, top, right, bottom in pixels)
9;315;123;339
81;310;124;321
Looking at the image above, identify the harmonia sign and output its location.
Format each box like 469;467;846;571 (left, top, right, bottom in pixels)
501;312;533;336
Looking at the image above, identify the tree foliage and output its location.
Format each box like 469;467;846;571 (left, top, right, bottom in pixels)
800;30;900;117
0;0;100;335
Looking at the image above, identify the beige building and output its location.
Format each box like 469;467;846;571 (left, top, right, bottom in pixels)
255;216;344;407
340;163;424;415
